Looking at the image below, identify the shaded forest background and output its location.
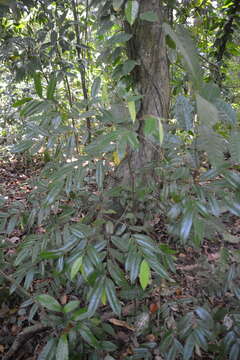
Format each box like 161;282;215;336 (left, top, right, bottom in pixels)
1;0;240;359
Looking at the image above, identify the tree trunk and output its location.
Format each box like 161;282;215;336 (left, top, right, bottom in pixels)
117;0;170;185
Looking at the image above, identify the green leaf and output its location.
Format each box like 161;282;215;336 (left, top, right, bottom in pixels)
144;115;158;135
91;77;101;98
96;160;104;190
47;74;57;100
139;259;151;290
113;0;125;11
12;140;33;153
125;0;139;26
105;278;121;316
158;118;164;145
108;32;132;45
183;334;195;360
38;339;56;360
128;101;136;123
88;278;105;316
56;335;69;360
134;234;159;255
79;324;99;348
196;94;218;127
180;210;193;242
45;181;64;205
33;72;43;98
36;294;62;312
163;23;202;90
127;250;142;283
140;11;158;22
63;300;80;313
122;60;137;75
70;256;83;280
174;95;194;131
12;97;33;107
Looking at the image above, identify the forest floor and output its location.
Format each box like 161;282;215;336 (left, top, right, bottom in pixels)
0;157;239;360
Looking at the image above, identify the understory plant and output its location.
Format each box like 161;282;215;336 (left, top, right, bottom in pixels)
0;0;240;359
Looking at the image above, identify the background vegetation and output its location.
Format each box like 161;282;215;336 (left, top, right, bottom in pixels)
0;0;240;359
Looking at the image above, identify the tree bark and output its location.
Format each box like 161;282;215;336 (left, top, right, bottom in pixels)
117;0;170;184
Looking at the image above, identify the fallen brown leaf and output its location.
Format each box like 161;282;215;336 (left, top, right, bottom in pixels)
108;318;134;331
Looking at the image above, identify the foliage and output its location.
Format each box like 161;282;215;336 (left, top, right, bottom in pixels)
0;0;240;359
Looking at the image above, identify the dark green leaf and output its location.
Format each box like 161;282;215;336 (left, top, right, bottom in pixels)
140;11;158;22
33;72;43;98
56;335;69;360
36;294;62;312
105;278;121;316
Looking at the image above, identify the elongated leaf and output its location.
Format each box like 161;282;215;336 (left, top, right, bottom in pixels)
88;278;105;316
139;260;151;290
45;181;64;205
128;101;136;123
108;32;132;45
47;74;57;100
63;300;80;313
174;95;194;131
33;72;43;98
12;97;32;107
38;339;56;360
180;210;193;242
183;334;195;360
122;60;137;75
158;118;164;145
164;23;202;89
196;94;218;127
36;294;62;312
96;160;104;190
128;251;142;283
125;0;139;26
91;77;101;98
105;278;121;316
79;324;99;348
70;256;83;280
56;335;69;360
12;140;33;153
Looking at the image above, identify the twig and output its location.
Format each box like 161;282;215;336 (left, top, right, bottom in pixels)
3;324;51;360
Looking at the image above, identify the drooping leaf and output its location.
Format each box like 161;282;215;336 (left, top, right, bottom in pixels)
96;160;104;190
183;334;195;360
158;118;164;145
164;23;202;89
88;278;105;316
12;97;33;107
139;259;151;290
91;77;101;98
79;324;99;348
128;101;136;123
122;60;137;75
33;72;43;98
113;0;125;11
125;0;139;26
36;294;62;312
105;278;121;316
70;256;83;280
196;94;218;127
56;335;69;360
140;11;158;22
11;139;33;153
63;300;80;313
38;339;56;360
174;95;194;131
47;74;57;100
